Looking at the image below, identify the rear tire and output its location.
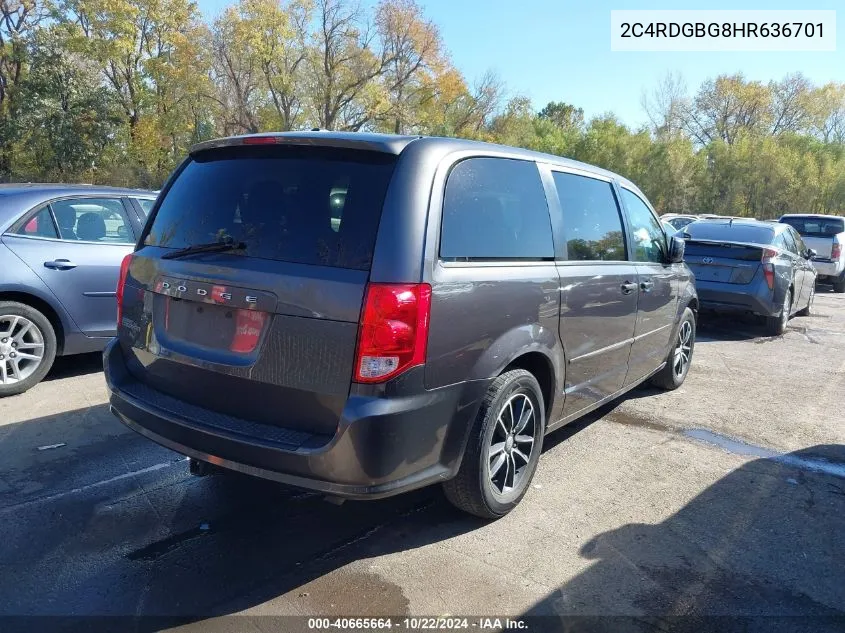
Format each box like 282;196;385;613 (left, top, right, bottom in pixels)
0;302;58;397
833;276;845;293
651;307;696;391
443;369;545;519
764;289;792;336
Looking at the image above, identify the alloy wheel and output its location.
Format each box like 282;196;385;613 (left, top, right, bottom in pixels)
0;315;46;384
488;392;537;496
673;319;693;379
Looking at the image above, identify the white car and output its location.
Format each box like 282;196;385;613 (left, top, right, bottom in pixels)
661;213;698;231
779;214;845;292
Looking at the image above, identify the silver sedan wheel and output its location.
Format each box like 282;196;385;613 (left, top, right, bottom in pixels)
488;393;536;497
673;319;693;379
0;315;46;384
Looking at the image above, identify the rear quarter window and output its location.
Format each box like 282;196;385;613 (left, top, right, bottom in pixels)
439;157;554;260
144;146;396;270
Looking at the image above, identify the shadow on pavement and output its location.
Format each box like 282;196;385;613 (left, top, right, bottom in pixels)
0;405;488;632
43;352;104;381
520;445;845;633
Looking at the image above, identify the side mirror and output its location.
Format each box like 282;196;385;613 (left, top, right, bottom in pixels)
667;236;685;264
806;248;817;259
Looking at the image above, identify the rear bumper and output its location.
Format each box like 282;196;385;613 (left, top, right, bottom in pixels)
104;339;487;499
812;260;844;279
695;279;778;316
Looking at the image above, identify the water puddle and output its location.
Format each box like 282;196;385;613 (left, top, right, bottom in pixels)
684;428;845;479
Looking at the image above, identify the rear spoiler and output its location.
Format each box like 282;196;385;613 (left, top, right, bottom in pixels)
681;238;772;251
189;132;419;157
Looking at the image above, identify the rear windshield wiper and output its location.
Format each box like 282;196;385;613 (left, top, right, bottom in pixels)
161;238;245;260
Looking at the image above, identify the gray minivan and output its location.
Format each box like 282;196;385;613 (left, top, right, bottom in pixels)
104;132;698;518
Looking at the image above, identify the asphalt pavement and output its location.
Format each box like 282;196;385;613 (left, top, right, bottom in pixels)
1;289;843;633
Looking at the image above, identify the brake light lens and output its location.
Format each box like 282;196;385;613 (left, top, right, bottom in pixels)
242;136;278;145
354;283;432;383
832;242;842;260
116;254;133;326
762;248;777;290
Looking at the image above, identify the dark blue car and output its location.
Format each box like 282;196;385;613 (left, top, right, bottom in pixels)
682;219;816;335
0;184;156;396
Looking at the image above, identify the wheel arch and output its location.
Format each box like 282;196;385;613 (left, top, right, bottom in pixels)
501;352;556;423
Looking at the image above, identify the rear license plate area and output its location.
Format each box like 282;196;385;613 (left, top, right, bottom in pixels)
163;298;267;353
691;266;730;282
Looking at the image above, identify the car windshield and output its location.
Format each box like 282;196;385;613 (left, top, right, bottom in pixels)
780;216;844;237
144;145;396;270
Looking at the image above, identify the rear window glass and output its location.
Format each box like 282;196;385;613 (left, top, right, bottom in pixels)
682;221;774;245
144;146;396;270
780;216;844;237
440;158;553;260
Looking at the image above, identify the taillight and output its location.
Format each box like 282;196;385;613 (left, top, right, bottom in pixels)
116;254;133;326
354;283;432;383
832;242;842;260
762;248;777;290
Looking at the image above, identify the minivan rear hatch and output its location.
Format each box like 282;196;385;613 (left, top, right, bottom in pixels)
118;143;397;437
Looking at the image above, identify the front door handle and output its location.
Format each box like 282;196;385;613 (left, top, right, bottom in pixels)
44;259;78;270
621;282;638;294
640;280;654;292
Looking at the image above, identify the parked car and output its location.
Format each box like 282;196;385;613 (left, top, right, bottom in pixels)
661;213;698;231
681;219;816;335
778;214;845;293
0;184;156;395
104;132;698;519
662;220;679;236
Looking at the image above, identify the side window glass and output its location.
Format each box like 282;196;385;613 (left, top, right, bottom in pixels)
620;189;665;264
781;230;798;255
553;172;625;261
12;207;59;239
440;158;554;260
137;198;155;217
789;228;807;255
51;198;134;243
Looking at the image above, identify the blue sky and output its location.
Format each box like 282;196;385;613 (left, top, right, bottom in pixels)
197;0;844;128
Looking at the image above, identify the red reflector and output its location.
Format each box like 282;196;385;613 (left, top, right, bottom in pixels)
230;309;267;353
116;254;133;326
355;283;432;383
242;136;278;145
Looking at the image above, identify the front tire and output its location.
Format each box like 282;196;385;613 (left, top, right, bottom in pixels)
651;307;696;391
0;302;57;397
443;369;545;519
